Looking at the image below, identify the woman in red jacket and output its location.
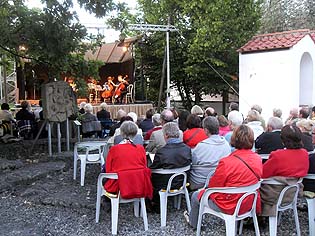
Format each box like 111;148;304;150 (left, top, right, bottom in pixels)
183;114;207;148
185;125;262;229
104;121;152;198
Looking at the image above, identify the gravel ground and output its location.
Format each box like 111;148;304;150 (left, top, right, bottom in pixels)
0;141;312;235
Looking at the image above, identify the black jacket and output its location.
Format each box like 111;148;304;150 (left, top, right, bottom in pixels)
255;131;284;154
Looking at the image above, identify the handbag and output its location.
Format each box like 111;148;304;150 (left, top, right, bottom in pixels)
234;154;260;181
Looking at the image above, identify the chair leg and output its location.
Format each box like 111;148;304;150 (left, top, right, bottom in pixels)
176;195;182;209
95;186;102;223
224;217;236;236
185;189;191;212
269;216;278;236
111;198;119;235
140;198;148;231
73;153;77;180
306;198;315;236
196;210;203;236
293;206;301;236
252;214;261;236
238;220;244;235
159;192;168;227
134;200;140;217
80;158;86;186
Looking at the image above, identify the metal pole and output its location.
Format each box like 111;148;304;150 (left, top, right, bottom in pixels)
166;30;170;109
48;122;52;156
3;54;7;103
57;122;61;153
66;118;70;151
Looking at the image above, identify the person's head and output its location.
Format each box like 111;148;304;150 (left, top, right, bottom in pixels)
152;113;161;127
79;101;86;110
186;114;202;129
273;108;282;118
120;115;134;123
202;116;219;135
312;106;315;118
127;112;137;123
296;119;314;134
230;125;254;150
1;103;10;111
299;107;310;119
280;125;303;149
251;104;262;114
162;122;180;140
227;111;243;129
100;102;107;110
160;109;174;124
84;103;93;113
21;100;30;109
145;109;154;119
117;109;127;121
247;110;260;122
178;109;190;131
218;115;229;127
229;102;239;111
205;107;217;117
191;105;204;117
289;107;299;118
120;121;138;140
267;117;283;131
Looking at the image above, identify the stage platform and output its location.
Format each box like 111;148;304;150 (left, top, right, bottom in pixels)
92;103;153;119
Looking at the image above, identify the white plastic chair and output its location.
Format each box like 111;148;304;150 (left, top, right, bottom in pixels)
73;141;107;186
303;174;315;236
262;178;302;236
125;84;134;103
151;165;191;227
95;173;148;235
196;181;261;236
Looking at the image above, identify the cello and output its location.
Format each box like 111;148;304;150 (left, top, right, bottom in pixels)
101;77;115;99
113;75;129;99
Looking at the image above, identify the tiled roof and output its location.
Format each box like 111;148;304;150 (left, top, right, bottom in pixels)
238;29;315;53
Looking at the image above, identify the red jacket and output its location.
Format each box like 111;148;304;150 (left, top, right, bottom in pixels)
144;126;162;140
198;149;263;215
183;128;208;148
104;143;148;193
262;148;309;178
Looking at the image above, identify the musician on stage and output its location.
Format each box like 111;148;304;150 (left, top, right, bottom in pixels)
113;75;129;104
101;76;116;102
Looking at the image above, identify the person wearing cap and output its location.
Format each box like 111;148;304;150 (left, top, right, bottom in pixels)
296;119;314;151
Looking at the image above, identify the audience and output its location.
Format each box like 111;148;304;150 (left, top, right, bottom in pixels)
224;110;244;146
149;122;192;212
185;125;262;229
144;113;161;141
97;102;111;120
272;108;282;119
81;103;100;138
189;116;231;190
191;105;204;118
0;103;15;122
255;117;284;154
218;115;230;136
109;109;127;136
113;116;144;145
296;119;314;151
260;125;309;217
78;102;86;114
229;102;239;112
285;107;299;125
183;114;207;148
146;109;183;153
299;107;310;119
178;109;190;132
250;104;266;130
245;110;264;140
139;109;154;133
204;107;217;117
15;101;35;121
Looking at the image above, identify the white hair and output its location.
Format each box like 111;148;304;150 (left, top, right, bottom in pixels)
84;103;93;113
100;102;107;110
227;111;243;126
127;112;138;123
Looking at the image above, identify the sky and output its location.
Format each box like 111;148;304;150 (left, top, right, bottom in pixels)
25;0;138;43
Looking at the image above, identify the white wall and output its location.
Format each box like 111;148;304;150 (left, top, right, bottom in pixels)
239;35;315;122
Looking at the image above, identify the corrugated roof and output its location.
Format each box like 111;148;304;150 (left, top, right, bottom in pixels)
84;36;140;63
238;29;315;53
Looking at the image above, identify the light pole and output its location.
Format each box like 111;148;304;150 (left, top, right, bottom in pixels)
128;23;178;109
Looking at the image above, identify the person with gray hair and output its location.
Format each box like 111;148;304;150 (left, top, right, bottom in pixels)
149;122;192;212
255;117;284;154
81;103;100;138
96;102;110;120
144;113;161;141
189;116;231;190
114;118;144;145
146;109;183;153
224;110;244;149
272;108;282;119
245;109;264;140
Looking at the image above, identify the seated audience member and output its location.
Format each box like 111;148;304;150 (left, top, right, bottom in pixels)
15;101;36;139
78;102;86;114
260;125;309;217
218;115;230;136
224;110;244;146
186;125;262;229
303;153;315;192
33;100;43;121
16;101;35;121
97;102;111;120
144;113;161;140
146;109;183;153
272;108;282;119
104;121;152;198
81;103;100;138
245;110;264;140
183;114;207;148
139;109;154;132
189;116;231;190
255;117;284;154
229;102;239;112
109;109;127;136
251;104;266;130
285;107;299;125
191;105;204;119
296;119;314;151
150;122;192;209
204;107;217;117
299;107;310;119
114;116;144;145
178;109;190;132
0;103;15;122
